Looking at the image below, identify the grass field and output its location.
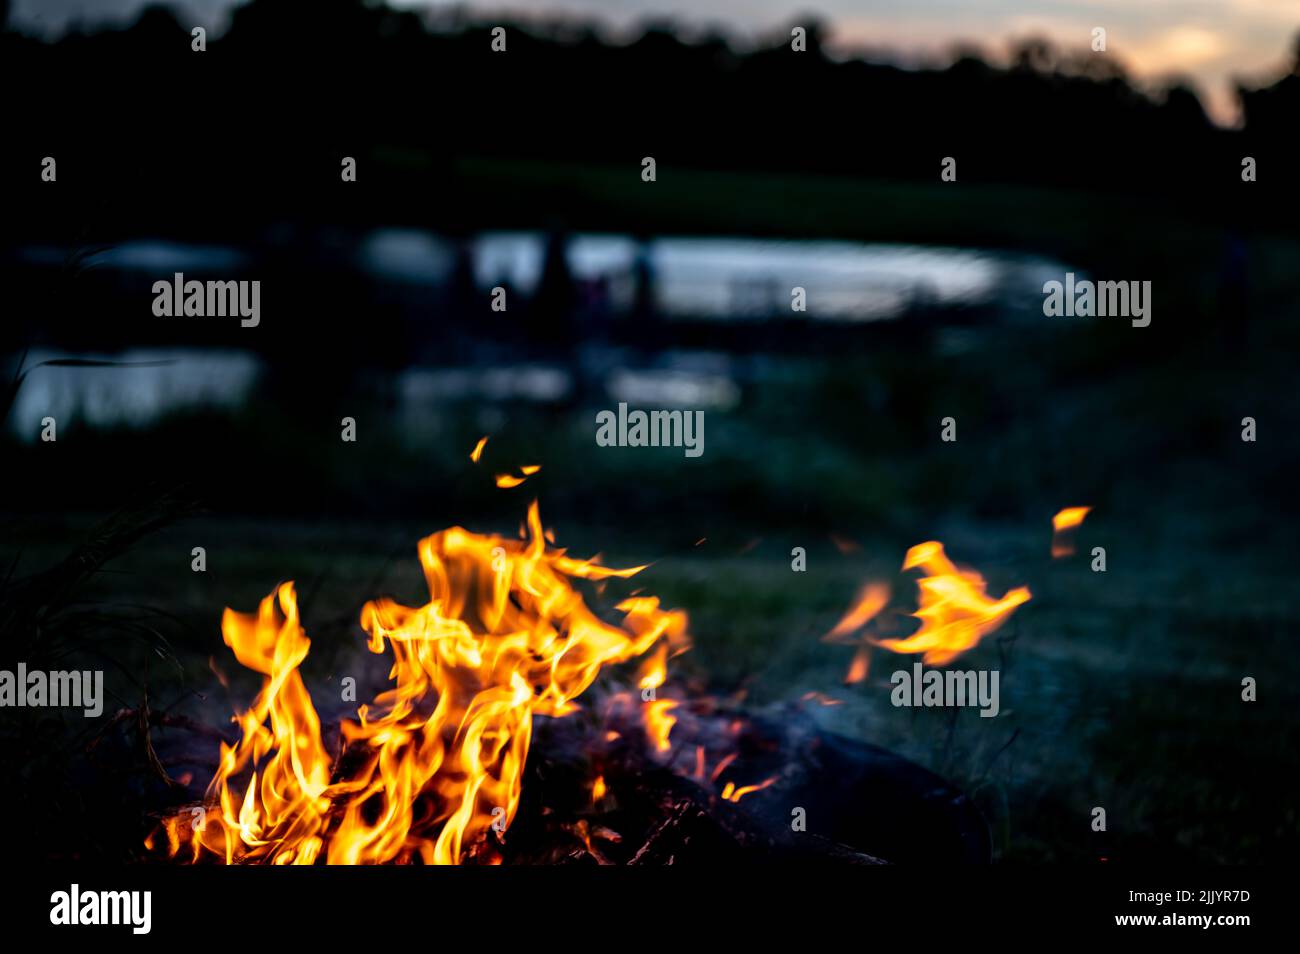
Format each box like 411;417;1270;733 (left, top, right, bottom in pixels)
3;167;1298;863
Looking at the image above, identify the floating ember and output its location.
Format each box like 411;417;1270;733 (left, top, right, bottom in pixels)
1051;506;1091;558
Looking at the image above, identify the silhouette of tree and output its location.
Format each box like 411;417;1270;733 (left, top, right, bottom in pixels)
0;0;1261;241
1011;36;1057;73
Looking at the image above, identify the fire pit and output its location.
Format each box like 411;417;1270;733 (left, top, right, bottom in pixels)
146;498;1017;865
503;704;990;864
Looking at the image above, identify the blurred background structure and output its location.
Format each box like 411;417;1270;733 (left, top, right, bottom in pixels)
1;0;1298;864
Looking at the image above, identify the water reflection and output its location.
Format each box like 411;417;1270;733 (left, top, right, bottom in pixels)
5;231;1069;440
359;229;1032;322
7;348;260;440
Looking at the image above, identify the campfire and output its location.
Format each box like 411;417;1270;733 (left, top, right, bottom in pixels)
148;496;1030;865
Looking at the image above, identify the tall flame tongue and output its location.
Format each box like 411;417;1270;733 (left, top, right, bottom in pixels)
156;501;687;865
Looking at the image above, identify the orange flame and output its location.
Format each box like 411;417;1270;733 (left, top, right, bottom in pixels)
495;465;541;488
823;582;891;642
155;501;686;865
469;436;489;463
823;581;889;684
801;691;844;707
637;641;668;692
875;541;1030;666
844;645;871;685
1051;506;1091;558
709;752;738;783
720;776;779;802
643;699;678;753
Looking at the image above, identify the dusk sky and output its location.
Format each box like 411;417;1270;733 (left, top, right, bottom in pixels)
11;0;1299;124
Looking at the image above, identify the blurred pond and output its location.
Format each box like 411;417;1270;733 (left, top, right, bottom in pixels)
6;231;1070;440
366;229;1059;322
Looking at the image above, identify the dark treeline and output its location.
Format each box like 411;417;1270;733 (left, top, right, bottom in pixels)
2;0;1297;243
